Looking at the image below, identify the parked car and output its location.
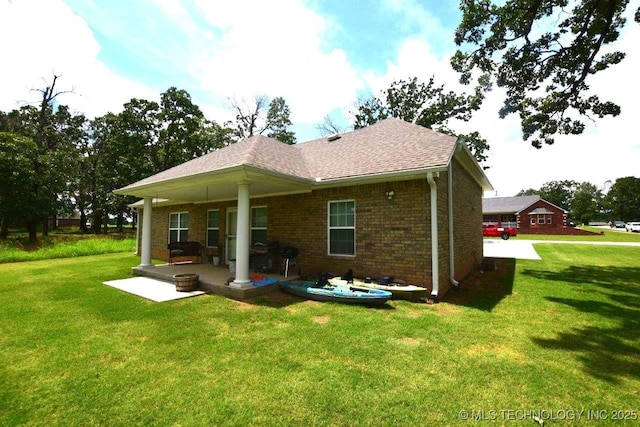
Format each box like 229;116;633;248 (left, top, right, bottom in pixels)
482;224;517;240
565;218;576;227
613;220;626;228
626;222;640;232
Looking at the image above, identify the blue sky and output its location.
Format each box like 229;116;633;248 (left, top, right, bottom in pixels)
1;0;638;196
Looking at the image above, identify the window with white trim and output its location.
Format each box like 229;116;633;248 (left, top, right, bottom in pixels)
206;210;219;248
546;215;552;224
328;200;355;256
251;206;268;244
169;212;188;243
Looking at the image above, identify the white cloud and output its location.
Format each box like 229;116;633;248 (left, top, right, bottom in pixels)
0;0;156;117
363;38;464;95
185;0;363;124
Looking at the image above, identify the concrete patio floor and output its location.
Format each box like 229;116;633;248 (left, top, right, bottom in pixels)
131;262;294;301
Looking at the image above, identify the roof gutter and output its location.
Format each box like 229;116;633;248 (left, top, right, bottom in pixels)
427;171;439;299
114;164;314;198
313;166;448;189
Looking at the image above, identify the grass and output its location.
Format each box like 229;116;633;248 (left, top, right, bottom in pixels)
517;225;640;242
0;230;136;263
1;246;639;425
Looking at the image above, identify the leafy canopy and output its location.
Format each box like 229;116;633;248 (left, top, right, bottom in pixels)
453;0;636;148
352;76;490;164
227;95;296;144
605;176;640;222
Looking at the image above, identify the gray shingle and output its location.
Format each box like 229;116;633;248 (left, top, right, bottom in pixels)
118;118;459;191
297;118;456;180
482;196;541;214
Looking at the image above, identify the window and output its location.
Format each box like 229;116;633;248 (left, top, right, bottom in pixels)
206;210;219;248
538;215;545;224
530;216;535;225
251;206;268;244
169;212;188;243
547;215;552;224
328;200;355;256
483;215;498;224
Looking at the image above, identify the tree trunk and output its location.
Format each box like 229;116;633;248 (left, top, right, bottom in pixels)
116;211;124;233
0;217;8;239
92;210;102;234
43;217;51;235
27;221;37;244
80;210;87;232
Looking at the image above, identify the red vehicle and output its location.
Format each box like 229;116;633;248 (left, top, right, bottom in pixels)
483;224;517;240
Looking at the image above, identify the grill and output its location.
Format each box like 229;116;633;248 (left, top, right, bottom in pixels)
279;245;299;278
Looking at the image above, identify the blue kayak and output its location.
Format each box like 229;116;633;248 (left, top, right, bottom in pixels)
279;280;392;306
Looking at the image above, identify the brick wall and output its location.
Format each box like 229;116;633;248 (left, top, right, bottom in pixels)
138;171;483;295
450;159;483;291
263;179;433;286
518;200;565;231
142;200;237;261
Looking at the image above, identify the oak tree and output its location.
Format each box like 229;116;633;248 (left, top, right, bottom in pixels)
352;76;490;164
228;95;296;144
453;0;638;148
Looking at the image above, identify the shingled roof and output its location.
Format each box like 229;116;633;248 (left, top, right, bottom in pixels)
482;196;541;214
116;118;491;198
119;134;313;190
298;118;457;180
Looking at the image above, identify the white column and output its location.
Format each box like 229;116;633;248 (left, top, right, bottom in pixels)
231;183;251;288
134;207;140;256
140;197;153;267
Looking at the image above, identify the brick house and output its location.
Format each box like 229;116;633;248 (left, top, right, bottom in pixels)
482;195;568;231
115;118;492;298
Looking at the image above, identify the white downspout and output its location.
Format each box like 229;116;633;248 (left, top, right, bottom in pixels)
427;172;439;298
448;164;459;287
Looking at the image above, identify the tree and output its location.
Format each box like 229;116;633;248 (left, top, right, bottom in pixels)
352;76;490;164
266;97;296;144
571;182;603;224
118;88;231;174
0;75;83;243
453;0;638;148
515;188;539;196
315;114;348;137
538;180;577;211
158;87;208;170
50;105;88;231
87;113;133;233
227;95;296;143
605;176;640;221
119;98;160;174
0;132;37;238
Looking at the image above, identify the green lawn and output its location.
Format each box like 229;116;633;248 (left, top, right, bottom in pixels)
517;226;640;242
0;230;136;263
1;246;638;425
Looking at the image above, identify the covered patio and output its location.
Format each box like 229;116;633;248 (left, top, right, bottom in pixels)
114;135;314;294
132;262;293;300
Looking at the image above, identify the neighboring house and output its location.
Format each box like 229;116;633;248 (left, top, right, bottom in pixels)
482;195;568;232
47;211;82;228
115;118;493;299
